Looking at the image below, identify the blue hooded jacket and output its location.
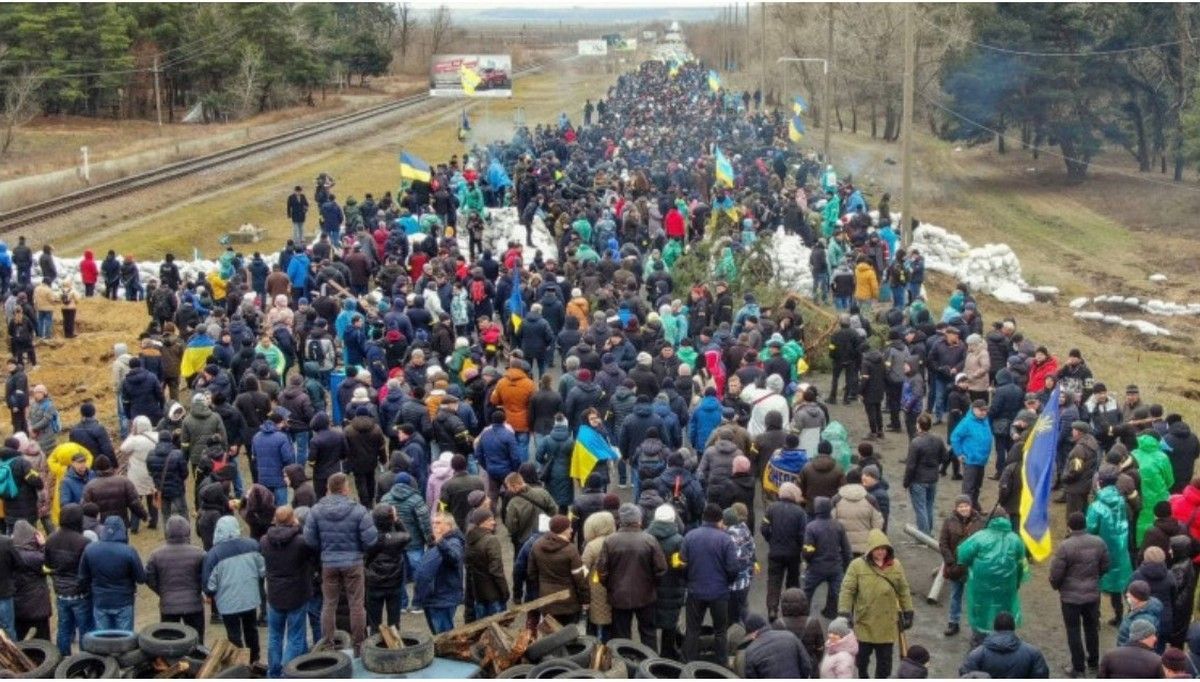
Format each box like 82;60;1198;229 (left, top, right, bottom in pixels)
0;243;12;268
475;424;522;482
950;411;993;467
78;516;146;609
286;252;310;288
688;396;723;449
202;515;265;614
252;420;295;488
335;299;358;341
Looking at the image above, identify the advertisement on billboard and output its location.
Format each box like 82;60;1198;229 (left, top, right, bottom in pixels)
429;54;512;98
614;38;638;52
577;40;608;56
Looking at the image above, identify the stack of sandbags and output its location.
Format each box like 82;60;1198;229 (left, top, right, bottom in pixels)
769;227;815;294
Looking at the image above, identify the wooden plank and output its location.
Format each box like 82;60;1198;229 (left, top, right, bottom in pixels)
590;643;608;671
196;638;232;679
432;590;571;645
154;659;190;679
0;630;35;673
537;614;562;636
379;624;401;650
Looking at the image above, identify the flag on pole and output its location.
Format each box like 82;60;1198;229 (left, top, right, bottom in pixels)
788;116;806;143
793;96;808;115
460;64;482;95
508;271;525;333
1019;385;1061;562
569;424;620;485
707;69;721;93
180;333;215;380
714;146;734;187
668;59;680;78
398;151;431;183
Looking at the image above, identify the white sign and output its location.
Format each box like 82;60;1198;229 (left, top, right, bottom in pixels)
642;30;657;41
577;40;608;56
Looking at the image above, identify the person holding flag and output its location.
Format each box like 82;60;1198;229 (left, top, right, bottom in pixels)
789;116;805;144
793;96;808;115
1018;385;1061;562
714;147;734;188
569;418;619;487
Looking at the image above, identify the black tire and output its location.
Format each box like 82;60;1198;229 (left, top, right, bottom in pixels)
561;635;598;667
554;671;602;679
360;633;434;674
115;648;147;670
54;653;120;679
497;663;535;679
529;659;581;679
606;638;657;669
214;664;253;679
312;629;352;651
681;661;737;678
635;658;685;679
138;622;199;659
281;651;353;679
525;624;580;663
81;630;139;656
17;639;61;679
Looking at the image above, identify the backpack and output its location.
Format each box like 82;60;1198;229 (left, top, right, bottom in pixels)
306;338;329;369
671;475;691;526
884;346;909;385
470;279;487;305
0;459;18;499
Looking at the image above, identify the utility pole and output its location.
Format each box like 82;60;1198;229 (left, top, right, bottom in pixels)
733;4;739;70
900;3;915;245
759;3;766;100
824;3;833;164
152;54;163;129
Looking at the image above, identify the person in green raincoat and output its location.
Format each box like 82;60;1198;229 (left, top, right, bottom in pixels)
1087;467;1133;624
460;182;485;219
821;421;853;471
575;243;600;265
1132;433;1174;543
677;342;698;370
716;246;738;282
821;193;841;238
826;234;847;272
419;212;441;235
659;305;682;347
572;216;593;245
447;338;475;385
956;512;1029;638
662;239;683;270
218;248;236;281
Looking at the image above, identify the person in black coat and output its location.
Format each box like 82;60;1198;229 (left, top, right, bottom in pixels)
68;402;116;462
146;431;189;521
0;440;42;531
742;613;813;679
121;358;165;426
762;482;808;621
959;612;1050;678
260;506;316;678
516;307;556;378
308;412;348;499
1164;415;1200;494
858;348;887;437
708;454;756;533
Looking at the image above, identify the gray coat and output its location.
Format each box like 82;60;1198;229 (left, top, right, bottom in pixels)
145;516;207;615
1048;529;1110;605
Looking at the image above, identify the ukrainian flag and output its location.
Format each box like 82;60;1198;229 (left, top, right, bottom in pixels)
508;271;524;333
1019;385;1061;562
179;333;215;380
569;424;619;485
708;69;721;93
793;96;808;116
460;64;482;95
398;151;431;183
668;59;680;78
789;116;806;143
714;146;734;187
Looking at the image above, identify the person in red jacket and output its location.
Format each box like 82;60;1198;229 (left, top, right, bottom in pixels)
665;206;686;242
1026;346;1059;393
78;250;99;298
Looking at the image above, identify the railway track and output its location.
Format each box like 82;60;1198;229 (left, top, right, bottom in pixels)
0;63;546;233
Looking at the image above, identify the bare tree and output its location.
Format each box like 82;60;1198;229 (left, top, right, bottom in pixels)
397;3;417;60
429;5;453;56
230;45;264;119
0;60;43;157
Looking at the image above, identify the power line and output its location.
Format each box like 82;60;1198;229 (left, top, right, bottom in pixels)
920;16;1191;58
921;93;1200;193
0;28;235;67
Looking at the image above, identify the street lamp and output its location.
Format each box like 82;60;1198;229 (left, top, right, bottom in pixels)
777;57;830;164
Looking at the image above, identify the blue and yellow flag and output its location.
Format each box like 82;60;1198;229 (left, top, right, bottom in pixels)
460;64;482;95
714;146;734;187
508;271;524;333
793;96;808;116
668;59;680;78
180;333;215;380
707;69;721;93
1019;385;1061;562
398;151;431;183
789;116;806;143
570;424;619;485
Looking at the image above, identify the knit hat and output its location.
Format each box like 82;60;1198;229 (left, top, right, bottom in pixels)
395;472;415;487
722;506;744;527
954;494;972;507
467;490;487;508
549;515;571;534
743;613;769;634
637;352;652;366
351;387;370;404
778;482;802;504
827;617;851;637
577;369;593;381
467;507;493;527
1162;648;1189;673
617;503;642;527
653;504;676;523
862;464;880;481
602;493;621;511
93;455;112;472
1128;618;1157;643
1070;420;1092;434
732;455;751;475
1127;579;1152;601
1156;500;1173;518
1097;464;1120;487
906;645;930;665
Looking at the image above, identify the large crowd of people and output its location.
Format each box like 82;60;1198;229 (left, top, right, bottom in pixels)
0;56;1197;680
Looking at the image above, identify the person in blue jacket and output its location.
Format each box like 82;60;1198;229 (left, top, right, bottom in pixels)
680;502;741;662
252;408;296;506
414;511;466;635
203;515;266;665
950;399;994;510
688;388;723;450
476;410;522;502
77;516;145;631
285;247;310;301
319;194;344;243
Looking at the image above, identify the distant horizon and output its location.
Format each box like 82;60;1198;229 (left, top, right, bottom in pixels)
417;5;722;25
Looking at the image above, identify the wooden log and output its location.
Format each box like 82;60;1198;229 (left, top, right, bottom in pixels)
590;643;610;671
537;614;562;636
0;630;35;673
433;590;571;647
196;638;232;679
154;659;191;679
379;624;402;650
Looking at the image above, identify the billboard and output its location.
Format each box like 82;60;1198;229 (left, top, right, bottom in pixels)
430;54;512;98
614;38;638;52
577;40;608;56
642;30;657;41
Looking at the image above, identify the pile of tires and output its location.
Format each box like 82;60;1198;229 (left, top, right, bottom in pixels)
31;623;207;679
360;633;435;674
491;628;736;679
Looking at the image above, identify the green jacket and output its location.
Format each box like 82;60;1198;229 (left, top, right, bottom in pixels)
822;196;841;237
956;516;1028;633
1133;434;1174;543
822;421;853;472
837;529;913;644
1087;485;1133;594
461;187;485;217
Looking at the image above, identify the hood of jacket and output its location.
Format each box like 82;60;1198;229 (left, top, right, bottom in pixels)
1139;559;1169;582
863;528;892;558
826;631;859;655
983;631;1022;654
166;515;192;544
1169;421;1194;440
214;515;243;545
838;483;868;502
190;402;213;419
59;504;84;533
102;516;129;544
814;496;833;518
647;519;680;542
266;522;303;548
284;463;307;487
